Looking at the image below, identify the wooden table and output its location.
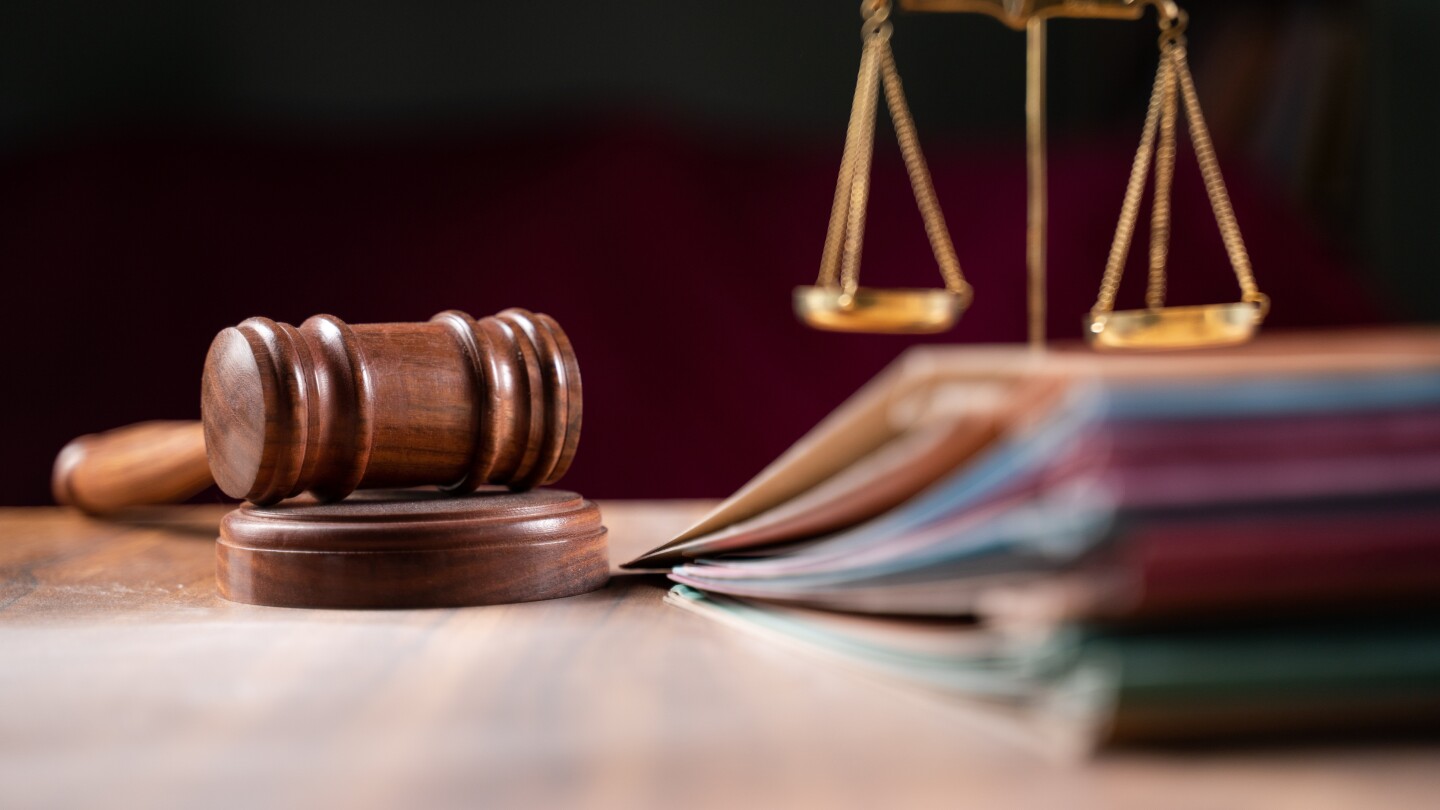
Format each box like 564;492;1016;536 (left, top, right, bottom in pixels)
2;503;1436;810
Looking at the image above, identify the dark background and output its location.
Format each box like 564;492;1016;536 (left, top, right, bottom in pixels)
3;0;1436;505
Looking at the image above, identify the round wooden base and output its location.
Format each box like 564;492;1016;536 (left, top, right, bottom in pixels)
217;487;608;609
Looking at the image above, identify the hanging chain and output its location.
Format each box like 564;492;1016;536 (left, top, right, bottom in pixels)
879;45;967;295
816;0;969;305
1146;40;1178;309
1093;6;1267;319
1170;37;1268;313
817;37;879;293
1092;49;1166;317
838;35;883;299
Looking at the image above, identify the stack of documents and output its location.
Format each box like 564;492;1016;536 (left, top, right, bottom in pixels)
629;330;1440;747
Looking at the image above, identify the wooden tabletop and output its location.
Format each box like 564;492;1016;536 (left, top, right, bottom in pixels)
2;503;1436;810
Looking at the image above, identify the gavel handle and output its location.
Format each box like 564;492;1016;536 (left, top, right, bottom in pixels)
52;421;214;516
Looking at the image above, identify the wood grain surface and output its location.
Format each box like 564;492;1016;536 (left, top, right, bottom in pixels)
1;503;1436;810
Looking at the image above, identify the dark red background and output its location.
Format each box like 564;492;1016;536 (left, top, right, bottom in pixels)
3;118;1380;505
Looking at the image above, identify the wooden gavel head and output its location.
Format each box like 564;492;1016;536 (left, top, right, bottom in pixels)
202;308;581;505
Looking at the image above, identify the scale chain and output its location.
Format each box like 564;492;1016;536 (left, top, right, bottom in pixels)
1093;53;1167;317
817;37;879;289
1172;44;1265;309
880;44;967;295
816;0;969;305
839;37;884;298
1147;49;1178;310
1094;7;1266;319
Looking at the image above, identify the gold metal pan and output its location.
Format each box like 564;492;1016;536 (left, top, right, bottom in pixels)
1085;300;1267;351
794;286;971;335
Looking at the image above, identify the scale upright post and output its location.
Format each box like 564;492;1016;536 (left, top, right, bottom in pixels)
901;0;1157;348
1025;17;1047;349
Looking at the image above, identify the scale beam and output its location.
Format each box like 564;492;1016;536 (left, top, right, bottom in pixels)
900;0;1152;29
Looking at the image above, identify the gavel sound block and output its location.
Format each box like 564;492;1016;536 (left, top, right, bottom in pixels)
219;488;608;609
51;306;607;610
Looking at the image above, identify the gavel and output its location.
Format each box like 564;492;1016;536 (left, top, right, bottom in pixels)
53;308;582;515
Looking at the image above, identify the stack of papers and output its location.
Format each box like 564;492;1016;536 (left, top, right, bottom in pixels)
629;330;1440;747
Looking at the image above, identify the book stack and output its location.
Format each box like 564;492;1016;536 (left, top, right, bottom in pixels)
627;330;1440;749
